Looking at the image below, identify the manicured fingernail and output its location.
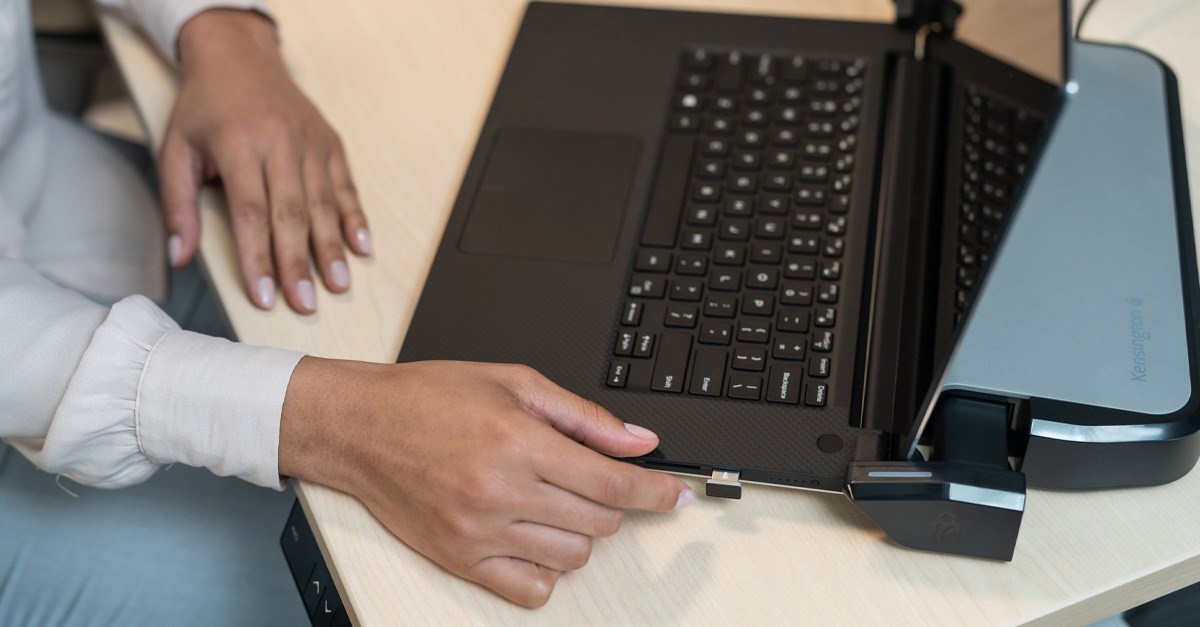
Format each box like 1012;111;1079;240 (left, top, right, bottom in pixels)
329;260;350;290
255;276;276;310
297;279;317;312
624;423;658;439
168;235;183;266
675;488;696;510
354;228;373;255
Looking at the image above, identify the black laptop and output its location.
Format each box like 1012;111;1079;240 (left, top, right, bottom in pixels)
399;0;1068;542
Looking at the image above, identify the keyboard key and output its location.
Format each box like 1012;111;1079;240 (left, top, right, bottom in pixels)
761;195;790;215
804;382;829;407
823;238;845;258
794;186;827;206
727;374;763;400
680;229;712;251
698;321;733;345
651;332;692;393
714;51;746;92
725;198;754;216
755;218;785;240
750;243;783;264
746;268;779;290
615;331;636;356
792;211;823;231
812;330;834;353
664;305;699;328
737;320;771;343
773;334;807;360
675;253;707;276
686;205;717;226
814;306;837;328
781;282;814;306
767;366;802;404
704;294;738;317
689;349;727;397
713;244;747;266
732;151;761;170
621;301;643;326
629;274;666;298
692;183;722;203
784;258;817;279
696;160;726;179
702;138;730;156
732;347;767;371
818;284;839;304
820;260;842;280
788;235;820;255
729;173;758;193
634;333;656;358
719;220;751;242
778;308;810;332
809;356;831;378
709;269;742;292
607;361;630;388
742;294;775;316
635;250;671;272
670;278;704;301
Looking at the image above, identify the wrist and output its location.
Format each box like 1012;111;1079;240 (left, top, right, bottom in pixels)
177;9;279;72
279;356;381;492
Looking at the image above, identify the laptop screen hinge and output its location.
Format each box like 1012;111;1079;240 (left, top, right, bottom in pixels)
892;0;963;60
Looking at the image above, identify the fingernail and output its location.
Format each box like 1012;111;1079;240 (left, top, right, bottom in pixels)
329;260;350;290
624;423;658;439
674;488;696;510
167;235;183;266
297;279;317;312
354;228;373;255
255;276;276;310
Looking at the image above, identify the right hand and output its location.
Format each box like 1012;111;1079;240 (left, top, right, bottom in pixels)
278;359;694;607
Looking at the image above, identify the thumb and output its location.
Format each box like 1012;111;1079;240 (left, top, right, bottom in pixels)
157;133;203;268
513;367;660;458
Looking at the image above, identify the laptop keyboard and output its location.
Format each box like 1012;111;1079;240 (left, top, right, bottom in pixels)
606;49;867;405
953;85;1043;321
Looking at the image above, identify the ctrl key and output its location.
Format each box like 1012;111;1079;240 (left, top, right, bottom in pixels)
607;361;631;388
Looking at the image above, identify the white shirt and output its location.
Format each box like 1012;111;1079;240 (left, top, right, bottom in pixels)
0;0;302;490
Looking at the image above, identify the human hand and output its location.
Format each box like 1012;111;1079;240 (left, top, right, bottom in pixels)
279;359;694;607
160;9;370;314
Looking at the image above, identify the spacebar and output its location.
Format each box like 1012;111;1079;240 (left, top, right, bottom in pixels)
640;135;695;248
651;332;692;393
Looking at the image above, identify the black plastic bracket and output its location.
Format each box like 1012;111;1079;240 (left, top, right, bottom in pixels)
846;396;1027;561
893;0;963;34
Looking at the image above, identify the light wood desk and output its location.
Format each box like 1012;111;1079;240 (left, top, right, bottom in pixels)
101;0;1200;623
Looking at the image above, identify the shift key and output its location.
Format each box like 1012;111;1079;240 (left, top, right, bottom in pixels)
651;332;693;393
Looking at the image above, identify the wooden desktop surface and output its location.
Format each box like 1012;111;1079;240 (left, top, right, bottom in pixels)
101;1;1200;624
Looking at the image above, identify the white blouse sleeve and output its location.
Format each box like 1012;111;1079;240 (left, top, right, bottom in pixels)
1;259;303;489
93;0;275;63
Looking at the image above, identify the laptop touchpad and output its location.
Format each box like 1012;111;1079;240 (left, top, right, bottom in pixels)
459;129;640;264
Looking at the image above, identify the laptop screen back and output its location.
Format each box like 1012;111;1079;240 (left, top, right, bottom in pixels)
954;0;1069;87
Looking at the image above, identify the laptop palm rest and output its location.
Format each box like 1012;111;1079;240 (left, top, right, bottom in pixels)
458;129;640;264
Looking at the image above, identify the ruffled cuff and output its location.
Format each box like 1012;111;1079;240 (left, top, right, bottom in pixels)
14;295;302;489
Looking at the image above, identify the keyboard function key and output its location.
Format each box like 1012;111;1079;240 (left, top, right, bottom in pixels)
621;301;644;326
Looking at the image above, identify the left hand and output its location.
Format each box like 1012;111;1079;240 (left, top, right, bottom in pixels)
159;9;371;314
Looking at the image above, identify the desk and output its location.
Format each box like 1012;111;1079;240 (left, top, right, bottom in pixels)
101;1;1200;623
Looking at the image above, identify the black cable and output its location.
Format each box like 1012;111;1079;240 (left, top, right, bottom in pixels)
1076;0;1102;38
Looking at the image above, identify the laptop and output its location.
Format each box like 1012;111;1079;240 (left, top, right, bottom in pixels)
399;0;1068;547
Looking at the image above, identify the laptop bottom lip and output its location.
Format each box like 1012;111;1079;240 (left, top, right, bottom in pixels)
634;459;844;494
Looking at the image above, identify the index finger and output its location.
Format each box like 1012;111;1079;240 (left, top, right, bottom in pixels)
531;425;693;512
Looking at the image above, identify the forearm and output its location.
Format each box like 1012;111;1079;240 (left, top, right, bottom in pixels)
0;257;302;489
94;0;274;63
